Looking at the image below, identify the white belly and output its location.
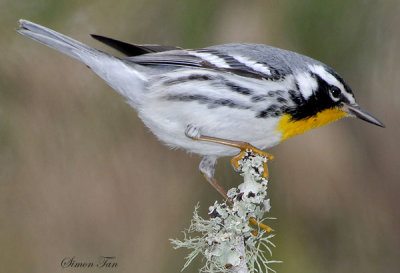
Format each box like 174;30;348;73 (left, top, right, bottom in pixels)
138;99;282;157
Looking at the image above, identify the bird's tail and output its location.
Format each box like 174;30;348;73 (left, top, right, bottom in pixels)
17;19;147;107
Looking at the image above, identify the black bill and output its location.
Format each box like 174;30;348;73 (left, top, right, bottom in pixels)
343;103;385;128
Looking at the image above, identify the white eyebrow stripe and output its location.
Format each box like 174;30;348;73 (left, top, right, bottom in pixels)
309;64;355;102
189;51;231;68
232;55;272;76
309;65;342;88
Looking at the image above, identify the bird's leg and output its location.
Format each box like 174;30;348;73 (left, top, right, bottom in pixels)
185;125;274;179
199;156;232;205
198;154;271;233
185;126;230;202
185;126;273;233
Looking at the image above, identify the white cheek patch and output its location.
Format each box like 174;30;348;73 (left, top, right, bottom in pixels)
189;51;231;68
295;72;318;99
232;55;272;76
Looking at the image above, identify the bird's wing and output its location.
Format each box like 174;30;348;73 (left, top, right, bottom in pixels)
127;47;281;80
92;35;289;80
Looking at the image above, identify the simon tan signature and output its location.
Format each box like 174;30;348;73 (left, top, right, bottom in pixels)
61;256;118;269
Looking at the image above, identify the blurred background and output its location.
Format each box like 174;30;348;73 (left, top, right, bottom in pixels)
1;0;399;272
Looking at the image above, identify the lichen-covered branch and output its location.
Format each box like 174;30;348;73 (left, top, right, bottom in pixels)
170;151;281;273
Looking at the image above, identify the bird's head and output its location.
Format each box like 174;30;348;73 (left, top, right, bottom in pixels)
293;64;385;128
277;64;384;141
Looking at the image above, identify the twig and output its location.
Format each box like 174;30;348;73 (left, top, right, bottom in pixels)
170;151;281;273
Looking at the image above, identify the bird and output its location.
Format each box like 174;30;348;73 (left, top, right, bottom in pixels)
17;19;384;200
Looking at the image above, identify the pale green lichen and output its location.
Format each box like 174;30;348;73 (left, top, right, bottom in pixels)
170;151;281;273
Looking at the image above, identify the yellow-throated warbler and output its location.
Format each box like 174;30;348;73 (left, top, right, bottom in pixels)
18;20;384;198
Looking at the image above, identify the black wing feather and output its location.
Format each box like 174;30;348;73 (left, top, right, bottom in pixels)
92;36;278;80
127;53;204;67
91;34;181;56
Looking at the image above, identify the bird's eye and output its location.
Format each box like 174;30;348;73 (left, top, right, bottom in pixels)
330;86;341;99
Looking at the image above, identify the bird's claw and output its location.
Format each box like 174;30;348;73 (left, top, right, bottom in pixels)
230;144;274;179
185;124;201;139
249;217;273;234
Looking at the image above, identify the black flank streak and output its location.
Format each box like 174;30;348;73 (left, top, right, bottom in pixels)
188;74;213;81
163;74;219;85
214;99;237;107
276;96;287;103
166;94;210;103
251;95;266;102
251;90;285;103
164;73;255;97
224;81;252;95
268;90;284;97
256;104;282;118
165;94;250;110
256;110;267;118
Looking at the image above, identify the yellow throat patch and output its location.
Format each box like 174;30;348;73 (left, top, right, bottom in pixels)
277;108;347;141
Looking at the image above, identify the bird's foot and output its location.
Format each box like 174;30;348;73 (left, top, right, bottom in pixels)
249;217;273;235
230;144;274;179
